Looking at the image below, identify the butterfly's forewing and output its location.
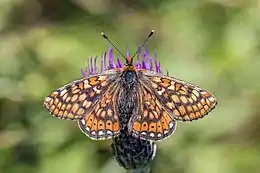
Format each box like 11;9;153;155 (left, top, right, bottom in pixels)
78;84;121;140
129;85;176;141
141;70;217;121
43;70;120;120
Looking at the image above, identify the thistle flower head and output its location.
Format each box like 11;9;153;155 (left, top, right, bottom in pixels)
81;44;164;77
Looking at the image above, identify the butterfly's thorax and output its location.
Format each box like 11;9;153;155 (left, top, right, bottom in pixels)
121;67;138;87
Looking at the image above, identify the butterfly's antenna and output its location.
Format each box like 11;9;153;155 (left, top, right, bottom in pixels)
101;32;127;60
131;30;155;59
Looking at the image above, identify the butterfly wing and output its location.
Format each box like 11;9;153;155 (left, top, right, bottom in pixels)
129;84;177;141
43;70;119;120
140;70;217;121
43;69;121;140
78;84;121;140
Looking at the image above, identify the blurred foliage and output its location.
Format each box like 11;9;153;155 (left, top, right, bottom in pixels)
0;0;260;173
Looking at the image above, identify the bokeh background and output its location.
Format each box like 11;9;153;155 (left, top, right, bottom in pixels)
1;0;260;173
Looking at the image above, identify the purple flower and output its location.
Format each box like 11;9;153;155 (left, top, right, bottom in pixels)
81;44;164;77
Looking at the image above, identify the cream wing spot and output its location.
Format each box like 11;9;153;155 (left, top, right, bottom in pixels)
157;87;165;95
50;105;55;111
191;94;197;101
206;99;211;105
208;96;216;103
98;75;107;81
98;131;104;136
192;90;200;97
152;76;161;82
79;94;87;101
167;81;175;90
93;86;102;94
107;130;113;135
81;119;86;125
45;97;52;102
169;122;174;129
141;132;147;135
71;95;79;102
57;102;62;108
83;80;91;88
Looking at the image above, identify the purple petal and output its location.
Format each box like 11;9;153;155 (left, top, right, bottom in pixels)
94;56;97;73
81;69;87;77
90;57;93;74
149;57;153;71
81;43;164;77
145;43;149;56
154;53;160;73
104;52;107;70
143;51;150;69
108;48;115;69
158;62;161;73
142;60;147;69
100;53;104;72
101;60;104;72
116;56;122;68
135;46;141;68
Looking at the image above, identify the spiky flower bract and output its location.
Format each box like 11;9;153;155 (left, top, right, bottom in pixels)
81;44;165;77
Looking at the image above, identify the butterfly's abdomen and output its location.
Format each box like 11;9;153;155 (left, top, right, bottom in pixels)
117;85;138;126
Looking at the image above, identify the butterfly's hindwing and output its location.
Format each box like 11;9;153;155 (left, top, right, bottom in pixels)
78;84;121;140
129;84;176;141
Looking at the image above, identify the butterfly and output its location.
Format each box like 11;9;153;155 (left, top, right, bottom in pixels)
43;30;217;141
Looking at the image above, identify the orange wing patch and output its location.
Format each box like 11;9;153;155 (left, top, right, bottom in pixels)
78;88;120;140
129;86;176;141
142;73;217;122
43;74;116;120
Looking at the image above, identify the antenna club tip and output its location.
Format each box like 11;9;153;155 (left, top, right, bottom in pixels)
148;30;155;38
101;32;108;39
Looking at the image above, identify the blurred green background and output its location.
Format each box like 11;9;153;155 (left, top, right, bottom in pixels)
1;0;260;173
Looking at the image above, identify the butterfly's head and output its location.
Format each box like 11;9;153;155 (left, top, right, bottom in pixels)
125;56;133;66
